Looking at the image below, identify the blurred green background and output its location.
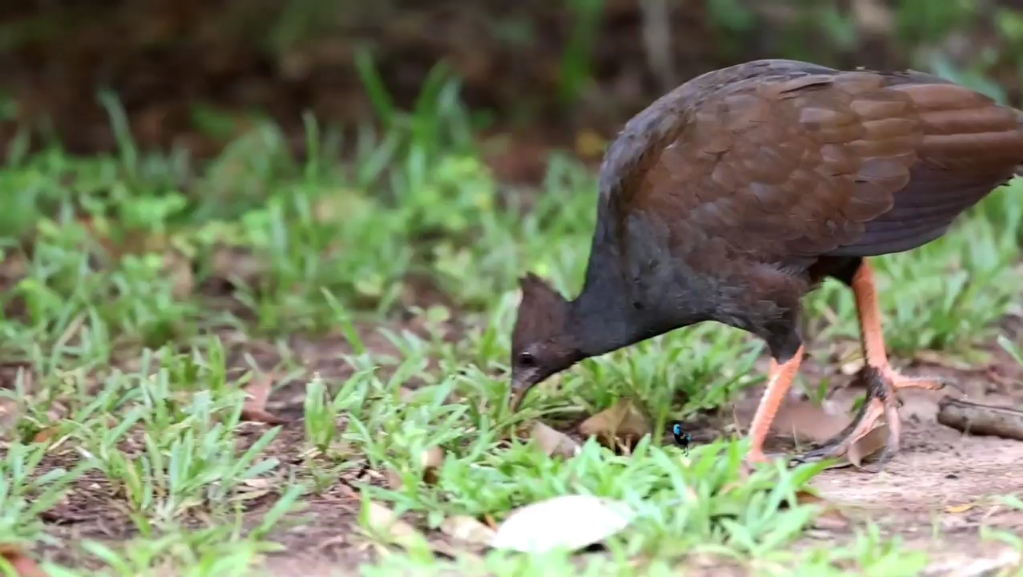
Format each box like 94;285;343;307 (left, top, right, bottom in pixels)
1;0;1021;171
3;6;1023;573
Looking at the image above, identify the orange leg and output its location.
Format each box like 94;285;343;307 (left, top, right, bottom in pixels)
797;261;953;470
854;262;947;391
746;345;805;466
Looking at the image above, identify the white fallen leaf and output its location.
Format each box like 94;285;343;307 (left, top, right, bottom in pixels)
489;494;634;553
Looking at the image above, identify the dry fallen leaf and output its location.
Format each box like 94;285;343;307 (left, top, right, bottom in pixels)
313;189;374;223
795;489;825;506
211;246;266;287
240;374;289;425
912;350;975;371
420;446;445;484
0;544;48;577
489;495;634;553
811;511;850;531
817;424;889;470
789;490;851;531
440;515;495;546
0;368;37;440
0;398;20;440
384;468;404;490
578;399;649;450
770;399;850;444
163;251;195;299
0;253;27;280
363;501;429;550
386;447;446;490
31;426;60;443
242;478;274;489
846;424;889;469
840;359;864;376
529;422;581;458
230;488;271;502
946;503;975;514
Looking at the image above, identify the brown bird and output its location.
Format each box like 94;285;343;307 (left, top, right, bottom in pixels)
508;59;1023;470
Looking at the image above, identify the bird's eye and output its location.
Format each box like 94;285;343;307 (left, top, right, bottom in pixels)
517;351;537;367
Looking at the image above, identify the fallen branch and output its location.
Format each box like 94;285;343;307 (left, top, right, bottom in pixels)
936;396;1023;441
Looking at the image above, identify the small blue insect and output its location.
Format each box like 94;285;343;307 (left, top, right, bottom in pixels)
671;422;692;456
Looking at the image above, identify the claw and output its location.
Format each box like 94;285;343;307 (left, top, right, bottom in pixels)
792;365;955;470
742;451;767;478
799;260;961;472
882;370;961;395
937;376;965;396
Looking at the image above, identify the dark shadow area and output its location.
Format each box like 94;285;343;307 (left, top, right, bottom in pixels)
3;0;1023;176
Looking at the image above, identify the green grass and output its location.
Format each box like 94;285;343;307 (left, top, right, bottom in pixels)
2;74;1023;576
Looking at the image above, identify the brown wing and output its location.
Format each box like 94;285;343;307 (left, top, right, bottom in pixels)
601;62;1023;265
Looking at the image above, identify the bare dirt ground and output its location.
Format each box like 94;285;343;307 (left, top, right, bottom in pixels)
741;353;1023;575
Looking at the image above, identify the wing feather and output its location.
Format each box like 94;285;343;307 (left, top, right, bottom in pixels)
599;60;1023;267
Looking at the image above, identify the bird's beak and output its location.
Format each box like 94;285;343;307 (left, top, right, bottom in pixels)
510;387;528;412
509;371;536;412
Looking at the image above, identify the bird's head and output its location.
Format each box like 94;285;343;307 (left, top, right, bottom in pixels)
509;273;584;410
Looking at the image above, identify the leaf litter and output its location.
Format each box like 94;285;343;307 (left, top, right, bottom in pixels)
239;373;289;425
362;501;431;551
439;515;496;548
843;424;889;470
758;394;889;470
578;398;649;452
386;446;446;489
528;421;581;458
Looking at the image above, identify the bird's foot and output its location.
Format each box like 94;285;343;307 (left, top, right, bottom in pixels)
742;449;772;476
791;365;957;473
743;450;792;477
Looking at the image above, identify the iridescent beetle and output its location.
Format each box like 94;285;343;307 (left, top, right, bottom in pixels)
671;422;692;456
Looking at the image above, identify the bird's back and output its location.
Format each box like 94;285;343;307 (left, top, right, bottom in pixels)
595;59;1023;266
